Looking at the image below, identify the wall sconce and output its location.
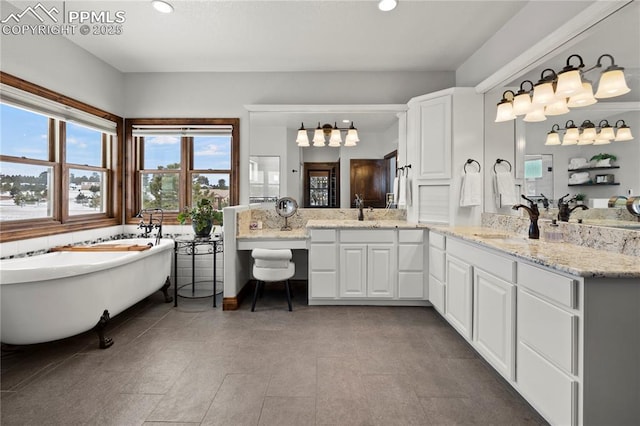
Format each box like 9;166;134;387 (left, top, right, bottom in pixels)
296;122;359;147
497;53;631;123
545;119;634;146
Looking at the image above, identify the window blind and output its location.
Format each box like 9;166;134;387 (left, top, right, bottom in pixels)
0;83;118;135
131;124;233;138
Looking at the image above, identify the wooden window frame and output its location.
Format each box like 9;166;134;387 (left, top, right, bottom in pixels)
125;118;240;224
0;72;123;243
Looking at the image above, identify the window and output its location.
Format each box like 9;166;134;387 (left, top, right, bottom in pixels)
249;156;280;203
0;72;122;241
126;119;239;222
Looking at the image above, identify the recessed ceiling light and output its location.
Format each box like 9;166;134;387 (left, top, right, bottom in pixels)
378;0;397;12
342;119;350;124
152;0;173;14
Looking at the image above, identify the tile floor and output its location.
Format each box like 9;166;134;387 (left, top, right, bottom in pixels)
1;283;547;425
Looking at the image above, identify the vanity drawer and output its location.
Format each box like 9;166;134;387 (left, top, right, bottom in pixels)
518;289;577;375
340;230;395;243
447;238;515;283
429;231;446;250
518;263;577;309
310;229;336;243
399;229;424;243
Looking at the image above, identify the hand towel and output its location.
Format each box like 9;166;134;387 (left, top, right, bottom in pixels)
392;176;399;205
495;171;518;206
460;171;482;207
398;175;407;208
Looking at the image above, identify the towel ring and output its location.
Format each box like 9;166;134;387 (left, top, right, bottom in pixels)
464;159;481;173
493;158;512;173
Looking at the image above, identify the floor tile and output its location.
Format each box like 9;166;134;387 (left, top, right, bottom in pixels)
258;396;315;426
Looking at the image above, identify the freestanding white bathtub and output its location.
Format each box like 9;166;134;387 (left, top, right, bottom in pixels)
0;238;174;348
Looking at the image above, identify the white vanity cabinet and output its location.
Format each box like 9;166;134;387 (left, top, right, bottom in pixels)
308;227;428;305
428;231;446;313
430;232;640;426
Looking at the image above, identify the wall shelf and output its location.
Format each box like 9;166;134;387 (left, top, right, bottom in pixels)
568;182;620;187
568;166;620;172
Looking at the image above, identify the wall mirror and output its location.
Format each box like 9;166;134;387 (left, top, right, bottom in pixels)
249;156;280;204
247;105;405;208
498;1;639;227
524;154;553;203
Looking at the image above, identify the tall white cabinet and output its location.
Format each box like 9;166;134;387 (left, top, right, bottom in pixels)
406;88;484;226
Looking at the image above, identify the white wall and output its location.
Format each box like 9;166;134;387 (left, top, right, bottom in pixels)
0;2;124;115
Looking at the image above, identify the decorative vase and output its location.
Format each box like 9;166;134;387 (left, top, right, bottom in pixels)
193;220;213;237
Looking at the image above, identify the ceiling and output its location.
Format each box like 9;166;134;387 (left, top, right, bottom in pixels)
43;0;528;73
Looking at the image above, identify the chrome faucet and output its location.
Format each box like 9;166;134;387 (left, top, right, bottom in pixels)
512;195;540;239
135;208;164;245
557;194;589;222
355;194;364;221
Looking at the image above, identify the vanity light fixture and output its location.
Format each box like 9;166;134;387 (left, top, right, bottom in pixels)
378;0;398;12
296;122;359;147
544;119;634;146
497;53;631;123
152;0;173;13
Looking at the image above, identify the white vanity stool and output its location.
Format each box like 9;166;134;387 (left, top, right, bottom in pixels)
251;248;294;311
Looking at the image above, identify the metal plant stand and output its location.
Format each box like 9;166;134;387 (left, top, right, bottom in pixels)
174;235;223;307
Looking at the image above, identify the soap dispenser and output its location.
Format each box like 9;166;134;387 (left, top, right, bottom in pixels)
544;219;564;242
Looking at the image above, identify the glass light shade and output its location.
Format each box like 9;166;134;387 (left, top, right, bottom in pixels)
577;137;594;145
567;81;597;107
512;93;532;116
555;69;583;97
581;127;597;140
523;106;546;122
296;130;310;147
328;129;342;147
593;136;611;145
562;135;579;145
598;126;616;141
344;129;359;146
594;69;631;99
312;128;325;146
545;132;561;145
544;98;570;116
615;127;634;141
495;101;516;122
532;82;556;106
152;0;174;13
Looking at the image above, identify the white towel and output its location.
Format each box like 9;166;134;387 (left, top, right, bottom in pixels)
494;171;518;206
398;175;407;208
392;176;399;205
460;171;482;207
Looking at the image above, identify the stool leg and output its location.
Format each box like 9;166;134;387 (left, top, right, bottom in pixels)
285;280;292;311
251;280;260;312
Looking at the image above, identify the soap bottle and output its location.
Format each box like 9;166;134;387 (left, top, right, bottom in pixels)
544;219;563;242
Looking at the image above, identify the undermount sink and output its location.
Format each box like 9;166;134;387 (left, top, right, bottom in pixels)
472;232;529;242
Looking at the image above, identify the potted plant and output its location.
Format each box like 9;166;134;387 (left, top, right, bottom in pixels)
590;153;617;168
177;198;223;237
574;193;586;205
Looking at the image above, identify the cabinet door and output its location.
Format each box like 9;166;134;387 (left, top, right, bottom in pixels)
339;244;367;298
445;254;473;339
417;95;451;179
473;269;515;380
398;242;425;299
309;243;338;298
428;275;445;314
367;244;395;298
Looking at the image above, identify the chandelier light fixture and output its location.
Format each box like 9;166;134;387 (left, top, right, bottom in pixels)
296;122;359;147
495;53;631;123
544;119;634;146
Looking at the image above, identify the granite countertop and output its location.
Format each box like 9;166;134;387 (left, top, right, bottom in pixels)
306;219;428;229
432;226;640;279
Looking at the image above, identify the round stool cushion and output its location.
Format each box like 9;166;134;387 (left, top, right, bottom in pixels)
253;262;295;282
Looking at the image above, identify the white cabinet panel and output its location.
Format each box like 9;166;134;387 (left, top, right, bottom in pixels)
398;244;423;271
368;244;395;298
518;342;577;426
518;289;577;375
473;269;515;380
310;244;337;270
428;275;445;314
399;272;424;299
418;96;451;179
398;229;424;243
339;244;367;298
445;254;473;339
518;263;577;309
429;246;445;282
310;271;337;298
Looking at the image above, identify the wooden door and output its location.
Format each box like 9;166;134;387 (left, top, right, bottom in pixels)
303;162;339;208
350;159;386;208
